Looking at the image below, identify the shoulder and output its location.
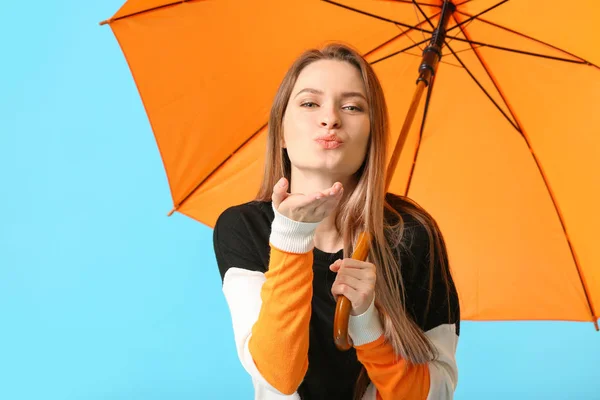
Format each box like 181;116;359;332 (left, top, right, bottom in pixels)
212;200;274;280
383;192;437;251
214;200;274;240
215;200;272;228
383;192;449;271
384;194;460;332
384;192;436;227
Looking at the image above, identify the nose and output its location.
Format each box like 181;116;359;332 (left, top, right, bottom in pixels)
320;106;341;129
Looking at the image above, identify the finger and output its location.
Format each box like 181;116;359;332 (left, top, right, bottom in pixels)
312;182;342;201
336;274;376;298
331;259;374;274
331;281;369;309
333;274;364;290
332;277;373;300
271;177;289;208
312;186;344;213
302;188;342;220
336;258;374;270
326;182;343;196
331;266;376;283
331;280;358;301
329;259;342;272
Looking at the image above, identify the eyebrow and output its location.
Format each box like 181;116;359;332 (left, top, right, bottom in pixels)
294;88;367;101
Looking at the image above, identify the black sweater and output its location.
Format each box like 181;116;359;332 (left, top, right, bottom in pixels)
213;193;460;399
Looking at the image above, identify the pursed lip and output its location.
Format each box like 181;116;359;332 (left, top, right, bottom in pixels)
314;133;343;143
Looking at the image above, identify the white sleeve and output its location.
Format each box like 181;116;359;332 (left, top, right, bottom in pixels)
350;304;458;400
222;267;299;398
426;324;459;399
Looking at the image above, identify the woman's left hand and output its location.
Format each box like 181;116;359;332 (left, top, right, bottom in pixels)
330;258;376;316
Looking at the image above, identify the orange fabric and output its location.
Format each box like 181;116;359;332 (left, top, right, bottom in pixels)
104;0;600;326
355;336;430;400
248;244;313;394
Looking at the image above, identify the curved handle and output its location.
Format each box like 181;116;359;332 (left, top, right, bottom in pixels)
333;295;353;350
333;231;372;351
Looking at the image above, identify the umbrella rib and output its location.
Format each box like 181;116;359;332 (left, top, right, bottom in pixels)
388;0;473;7
411;1;470;57
365;10;443;59
403;0;438;198
452;15;524;133
445;41;521;133
322;0;435;35
455;10;600;70
455;16;600;330
168;122;268;215
453;16;524;134
411;0;435;29
385;0;442;6
363;9;456;66
403;72;436;197
99;0;194;25
322;0;492;40
446;0;509;34
370;37;431;65
402;2;461;195
396;22;425;52
444;36;590;65
410;0;433;49
412;2;520;133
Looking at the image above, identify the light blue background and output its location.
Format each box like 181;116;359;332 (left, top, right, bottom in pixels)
1;1;598;399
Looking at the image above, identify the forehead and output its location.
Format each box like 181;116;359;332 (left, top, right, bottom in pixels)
293;59;366;94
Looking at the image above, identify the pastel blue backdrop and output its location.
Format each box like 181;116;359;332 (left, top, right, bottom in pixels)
1;1;598;399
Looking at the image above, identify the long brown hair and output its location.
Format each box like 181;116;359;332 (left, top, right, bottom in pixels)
254;42;453;399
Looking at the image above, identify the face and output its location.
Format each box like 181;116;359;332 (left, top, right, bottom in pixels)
282;59;370;179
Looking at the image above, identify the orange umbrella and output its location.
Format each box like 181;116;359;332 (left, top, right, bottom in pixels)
100;0;600;337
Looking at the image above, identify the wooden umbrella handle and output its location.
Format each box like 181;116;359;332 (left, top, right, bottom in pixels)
333;231;372;350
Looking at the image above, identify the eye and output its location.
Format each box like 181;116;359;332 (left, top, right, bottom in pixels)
300;102;318;108
343;105;363;112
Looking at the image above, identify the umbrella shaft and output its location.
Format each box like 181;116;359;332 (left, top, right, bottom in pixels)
385;80;427;192
334;0;457;353
418;0;456;86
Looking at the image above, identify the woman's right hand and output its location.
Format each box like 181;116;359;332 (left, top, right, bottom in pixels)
272;177;344;223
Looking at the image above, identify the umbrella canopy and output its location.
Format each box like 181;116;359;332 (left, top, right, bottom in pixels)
101;0;600;328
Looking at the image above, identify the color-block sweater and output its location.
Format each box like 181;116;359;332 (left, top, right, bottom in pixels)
213;193;460;399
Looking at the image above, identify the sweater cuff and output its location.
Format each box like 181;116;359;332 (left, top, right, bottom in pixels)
269;202;320;254
348;295;384;346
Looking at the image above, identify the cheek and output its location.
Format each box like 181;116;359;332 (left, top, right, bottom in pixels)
282;113;296;146
283;110;312;144
345;122;370;167
352;120;370;152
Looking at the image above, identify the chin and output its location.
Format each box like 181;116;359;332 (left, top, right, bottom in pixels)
289;151;362;174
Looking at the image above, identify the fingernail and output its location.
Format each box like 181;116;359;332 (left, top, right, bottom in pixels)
278;178;286;187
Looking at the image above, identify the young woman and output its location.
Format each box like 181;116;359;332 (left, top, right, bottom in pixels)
213;43;460;400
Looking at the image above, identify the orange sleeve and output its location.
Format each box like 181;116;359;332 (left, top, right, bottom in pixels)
247;244;313;395
355;336;430;400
